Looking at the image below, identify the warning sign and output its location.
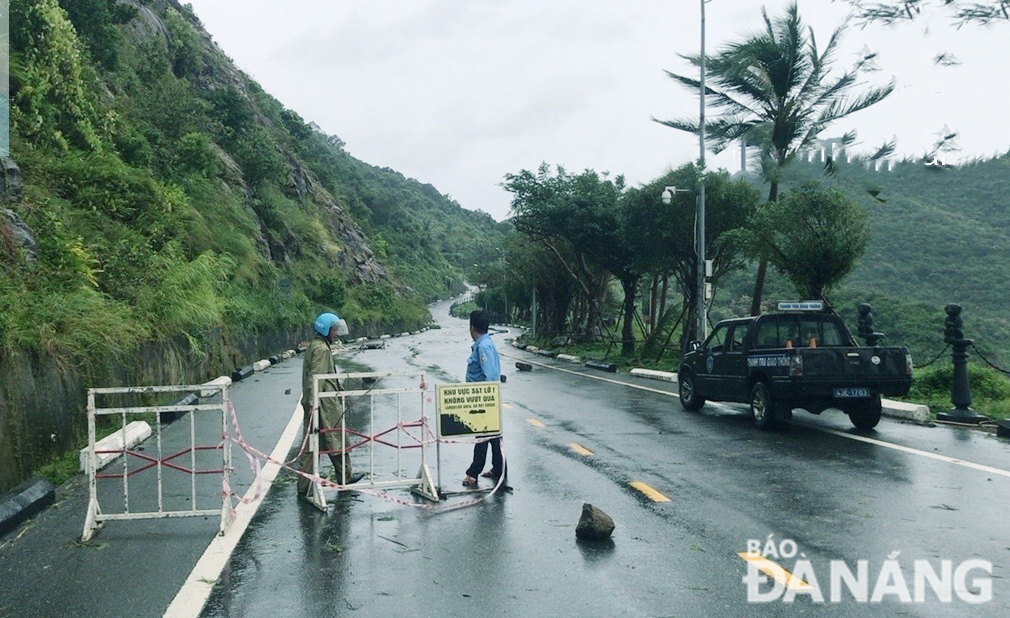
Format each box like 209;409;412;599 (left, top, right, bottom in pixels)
436;381;501;438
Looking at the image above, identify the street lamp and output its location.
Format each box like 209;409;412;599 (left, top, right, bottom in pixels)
660;186;707;343
697;0;707;343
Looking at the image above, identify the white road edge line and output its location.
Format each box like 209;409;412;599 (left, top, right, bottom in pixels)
817;427;1010;479
163;399;304;618
504;351;1010;480
501;352;673;397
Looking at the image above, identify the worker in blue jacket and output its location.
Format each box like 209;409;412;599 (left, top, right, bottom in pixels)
463;310;505;486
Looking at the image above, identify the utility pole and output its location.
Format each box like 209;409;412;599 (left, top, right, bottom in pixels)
697;0;708;342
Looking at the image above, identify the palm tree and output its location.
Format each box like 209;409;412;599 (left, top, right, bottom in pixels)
655;2;894;314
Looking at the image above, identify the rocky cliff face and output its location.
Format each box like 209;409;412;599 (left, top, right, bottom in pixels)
122;0;387;284
0;158;35;262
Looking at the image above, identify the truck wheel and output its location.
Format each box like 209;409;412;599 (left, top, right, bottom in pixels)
749;382;777;429
678;371;705;411
849;394;882;430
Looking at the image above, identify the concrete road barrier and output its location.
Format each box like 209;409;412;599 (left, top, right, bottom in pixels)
997;419;1010;438
200;375;232;398
526;346;540;354
881;399;930;423
161;392;197;423
79;420;152;472
629;368;678;383
0;478;56;537
252;359;271;372
585;359;617;373
231;365;254;382
557;354;582;364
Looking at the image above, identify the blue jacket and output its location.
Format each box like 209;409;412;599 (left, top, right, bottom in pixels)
466;333;500;383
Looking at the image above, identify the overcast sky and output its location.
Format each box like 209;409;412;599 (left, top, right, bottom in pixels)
185;0;1009;221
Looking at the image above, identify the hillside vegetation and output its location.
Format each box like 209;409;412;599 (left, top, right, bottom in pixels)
0;0;509;491
715;152;1010;366
2;0;505;367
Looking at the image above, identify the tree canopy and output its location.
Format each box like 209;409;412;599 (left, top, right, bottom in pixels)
833;0;1010;27
748;182;870;300
504;164;637;352
655;1;894;315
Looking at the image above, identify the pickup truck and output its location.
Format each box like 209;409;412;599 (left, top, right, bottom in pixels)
677;309;913;429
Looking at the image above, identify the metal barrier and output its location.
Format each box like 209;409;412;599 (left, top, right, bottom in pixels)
306;371;437;511
82;384;233;542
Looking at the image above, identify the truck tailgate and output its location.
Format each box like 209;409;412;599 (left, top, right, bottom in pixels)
800;347;911;395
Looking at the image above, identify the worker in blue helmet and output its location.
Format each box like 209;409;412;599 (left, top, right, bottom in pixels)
298;312;364;496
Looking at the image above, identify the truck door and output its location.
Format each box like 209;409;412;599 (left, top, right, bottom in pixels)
714;324;748;401
698;323;729;393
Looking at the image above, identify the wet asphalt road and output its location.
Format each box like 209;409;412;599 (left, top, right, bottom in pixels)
199;300;1009;618
2;297;1009;617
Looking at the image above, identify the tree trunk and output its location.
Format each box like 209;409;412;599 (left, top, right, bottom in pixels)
621;276;638;357
750;257;768;316
679;296;696;353
660;274;669;323
750;181;780;316
648;276;659;336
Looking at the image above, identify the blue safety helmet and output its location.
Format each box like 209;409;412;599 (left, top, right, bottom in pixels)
313;312;348;337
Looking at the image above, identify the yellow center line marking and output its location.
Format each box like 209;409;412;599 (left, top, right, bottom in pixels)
570;443;593;456
737;552;812;590
526;418;545;428
628;481;670;502
502;402;513;409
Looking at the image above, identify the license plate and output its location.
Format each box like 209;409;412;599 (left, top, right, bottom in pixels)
834;387;870;398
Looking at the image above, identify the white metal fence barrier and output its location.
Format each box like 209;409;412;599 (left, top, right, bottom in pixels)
306;371;437;511
82;384;233;542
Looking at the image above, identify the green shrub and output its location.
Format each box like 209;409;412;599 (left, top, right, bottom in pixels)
163;7;203;78
172;132;219;177
904;362;1010;420
909;363;1010;401
135;242;232;339
53;152;175;229
450;301;479;319
10;0;103;151
112;129;153;167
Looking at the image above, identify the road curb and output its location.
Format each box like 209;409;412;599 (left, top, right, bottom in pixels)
0;478;56;537
201;375;232;398
997;419;1010;438
78;420;153;473
630;368;678;383
881;399;931;423
584;359;617;373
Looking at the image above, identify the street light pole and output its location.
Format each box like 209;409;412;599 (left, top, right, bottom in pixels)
697;0;708;343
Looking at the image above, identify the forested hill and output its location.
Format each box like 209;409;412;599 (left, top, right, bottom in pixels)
725;152;1010;363
1;0;506;364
